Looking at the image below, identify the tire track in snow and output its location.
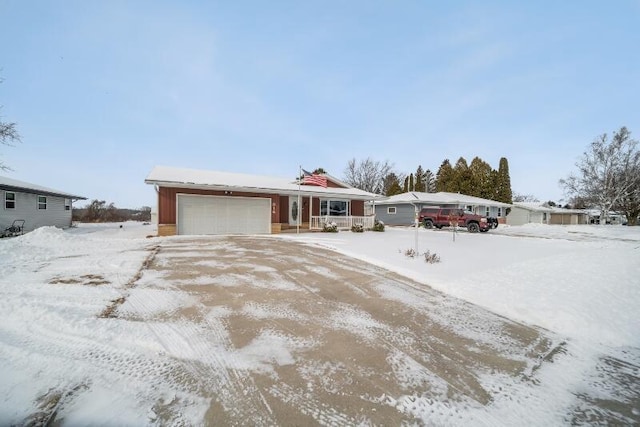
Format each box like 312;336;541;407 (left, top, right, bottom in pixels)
131;245;277;425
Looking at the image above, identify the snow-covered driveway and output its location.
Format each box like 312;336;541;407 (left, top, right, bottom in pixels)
0;223;638;425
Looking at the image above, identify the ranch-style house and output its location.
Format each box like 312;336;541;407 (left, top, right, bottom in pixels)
145;166;380;236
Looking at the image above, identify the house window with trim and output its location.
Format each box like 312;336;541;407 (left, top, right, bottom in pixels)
5;192;16;209
64;198;71;211
497;207;502;217
486;207;490;217
38;196;47;210
387;207;397;214
320;199;349;216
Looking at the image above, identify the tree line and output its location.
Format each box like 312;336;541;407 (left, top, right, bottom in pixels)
343;156;513;205
72;200;151;223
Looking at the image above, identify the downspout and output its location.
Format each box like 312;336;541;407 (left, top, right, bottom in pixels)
155;185;160;226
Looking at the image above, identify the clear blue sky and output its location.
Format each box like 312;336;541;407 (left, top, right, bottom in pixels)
1;1;639;208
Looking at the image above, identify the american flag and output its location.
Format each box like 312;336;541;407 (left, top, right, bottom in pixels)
302;168;328;188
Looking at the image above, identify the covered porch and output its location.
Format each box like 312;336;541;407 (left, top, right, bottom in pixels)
283;194;375;231
310;215;375;230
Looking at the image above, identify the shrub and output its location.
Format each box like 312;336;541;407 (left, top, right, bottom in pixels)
424;250;441;264
351;223;364;233
372;219;385;232
401;248;442;263
403;248;417;258
323;221;338;232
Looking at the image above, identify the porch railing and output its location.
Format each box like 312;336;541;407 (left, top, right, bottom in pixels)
310;215;376;230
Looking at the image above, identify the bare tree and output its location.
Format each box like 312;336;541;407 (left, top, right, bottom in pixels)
615;164;640;225
1;118;20;172
1;76;20;171
560;127;640;224
343;157;393;194
513;193;539;203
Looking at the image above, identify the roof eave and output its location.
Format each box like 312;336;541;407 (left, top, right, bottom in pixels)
146;180;380;200
0;184;86;200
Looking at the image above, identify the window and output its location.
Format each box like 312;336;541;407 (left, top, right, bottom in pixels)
440;208;450;216
320;199;349;216
64;198;71;211
5;192;15;209
486;207;490;217
497;207;502;217
543;213;547;221
38;196;47;210
466;205;473;212
387;207;397;214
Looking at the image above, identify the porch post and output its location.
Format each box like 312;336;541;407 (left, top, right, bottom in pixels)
309;195;313;229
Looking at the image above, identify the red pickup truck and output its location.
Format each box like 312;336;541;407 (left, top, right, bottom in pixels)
418;208;490;233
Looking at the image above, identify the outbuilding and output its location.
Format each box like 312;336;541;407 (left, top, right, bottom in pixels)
145;166;380;236
1;176;86;233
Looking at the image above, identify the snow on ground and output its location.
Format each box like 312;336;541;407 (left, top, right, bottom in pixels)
283;224;640;350
282;223;640;423
0;221;638;424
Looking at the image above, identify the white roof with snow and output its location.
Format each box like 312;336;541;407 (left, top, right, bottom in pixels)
375;191;511;207
513;202;554;212
145;166;381;200
0;175;86;199
514;202;587;215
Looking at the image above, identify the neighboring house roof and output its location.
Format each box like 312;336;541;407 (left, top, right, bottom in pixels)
145;166;381;200
0;176;86;200
514;202;587;215
513;202;554;212
375;191;512;207
548;207;589;215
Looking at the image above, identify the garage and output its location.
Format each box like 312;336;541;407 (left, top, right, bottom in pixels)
177;194;271;235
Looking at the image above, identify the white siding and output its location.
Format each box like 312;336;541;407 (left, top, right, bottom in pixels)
1;190;72;232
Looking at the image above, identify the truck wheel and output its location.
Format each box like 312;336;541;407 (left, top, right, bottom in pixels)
424;219;434;229
467;222;480;233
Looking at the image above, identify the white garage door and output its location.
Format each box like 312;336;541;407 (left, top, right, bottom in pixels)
177;195;271;235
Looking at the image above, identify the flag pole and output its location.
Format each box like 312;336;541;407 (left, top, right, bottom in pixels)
297;165;301;234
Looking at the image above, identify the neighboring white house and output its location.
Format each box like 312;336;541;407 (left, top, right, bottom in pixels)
374;192;511;226
508;202;589;226
507;202;553;226
585;209;626;225
1;176;86;233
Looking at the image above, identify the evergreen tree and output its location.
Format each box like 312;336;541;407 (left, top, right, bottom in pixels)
435;159;454;192
382;173;404;196
403;176;409;192
495;157;513;205
453;157;473;195
424;169;436;192
469;157;493;199
414;165;426;192
408;173;414;191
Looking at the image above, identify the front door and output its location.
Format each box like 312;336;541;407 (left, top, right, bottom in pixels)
289;196;300;226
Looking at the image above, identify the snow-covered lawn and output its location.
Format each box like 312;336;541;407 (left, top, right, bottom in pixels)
0;222;638;424
285;224;640;349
